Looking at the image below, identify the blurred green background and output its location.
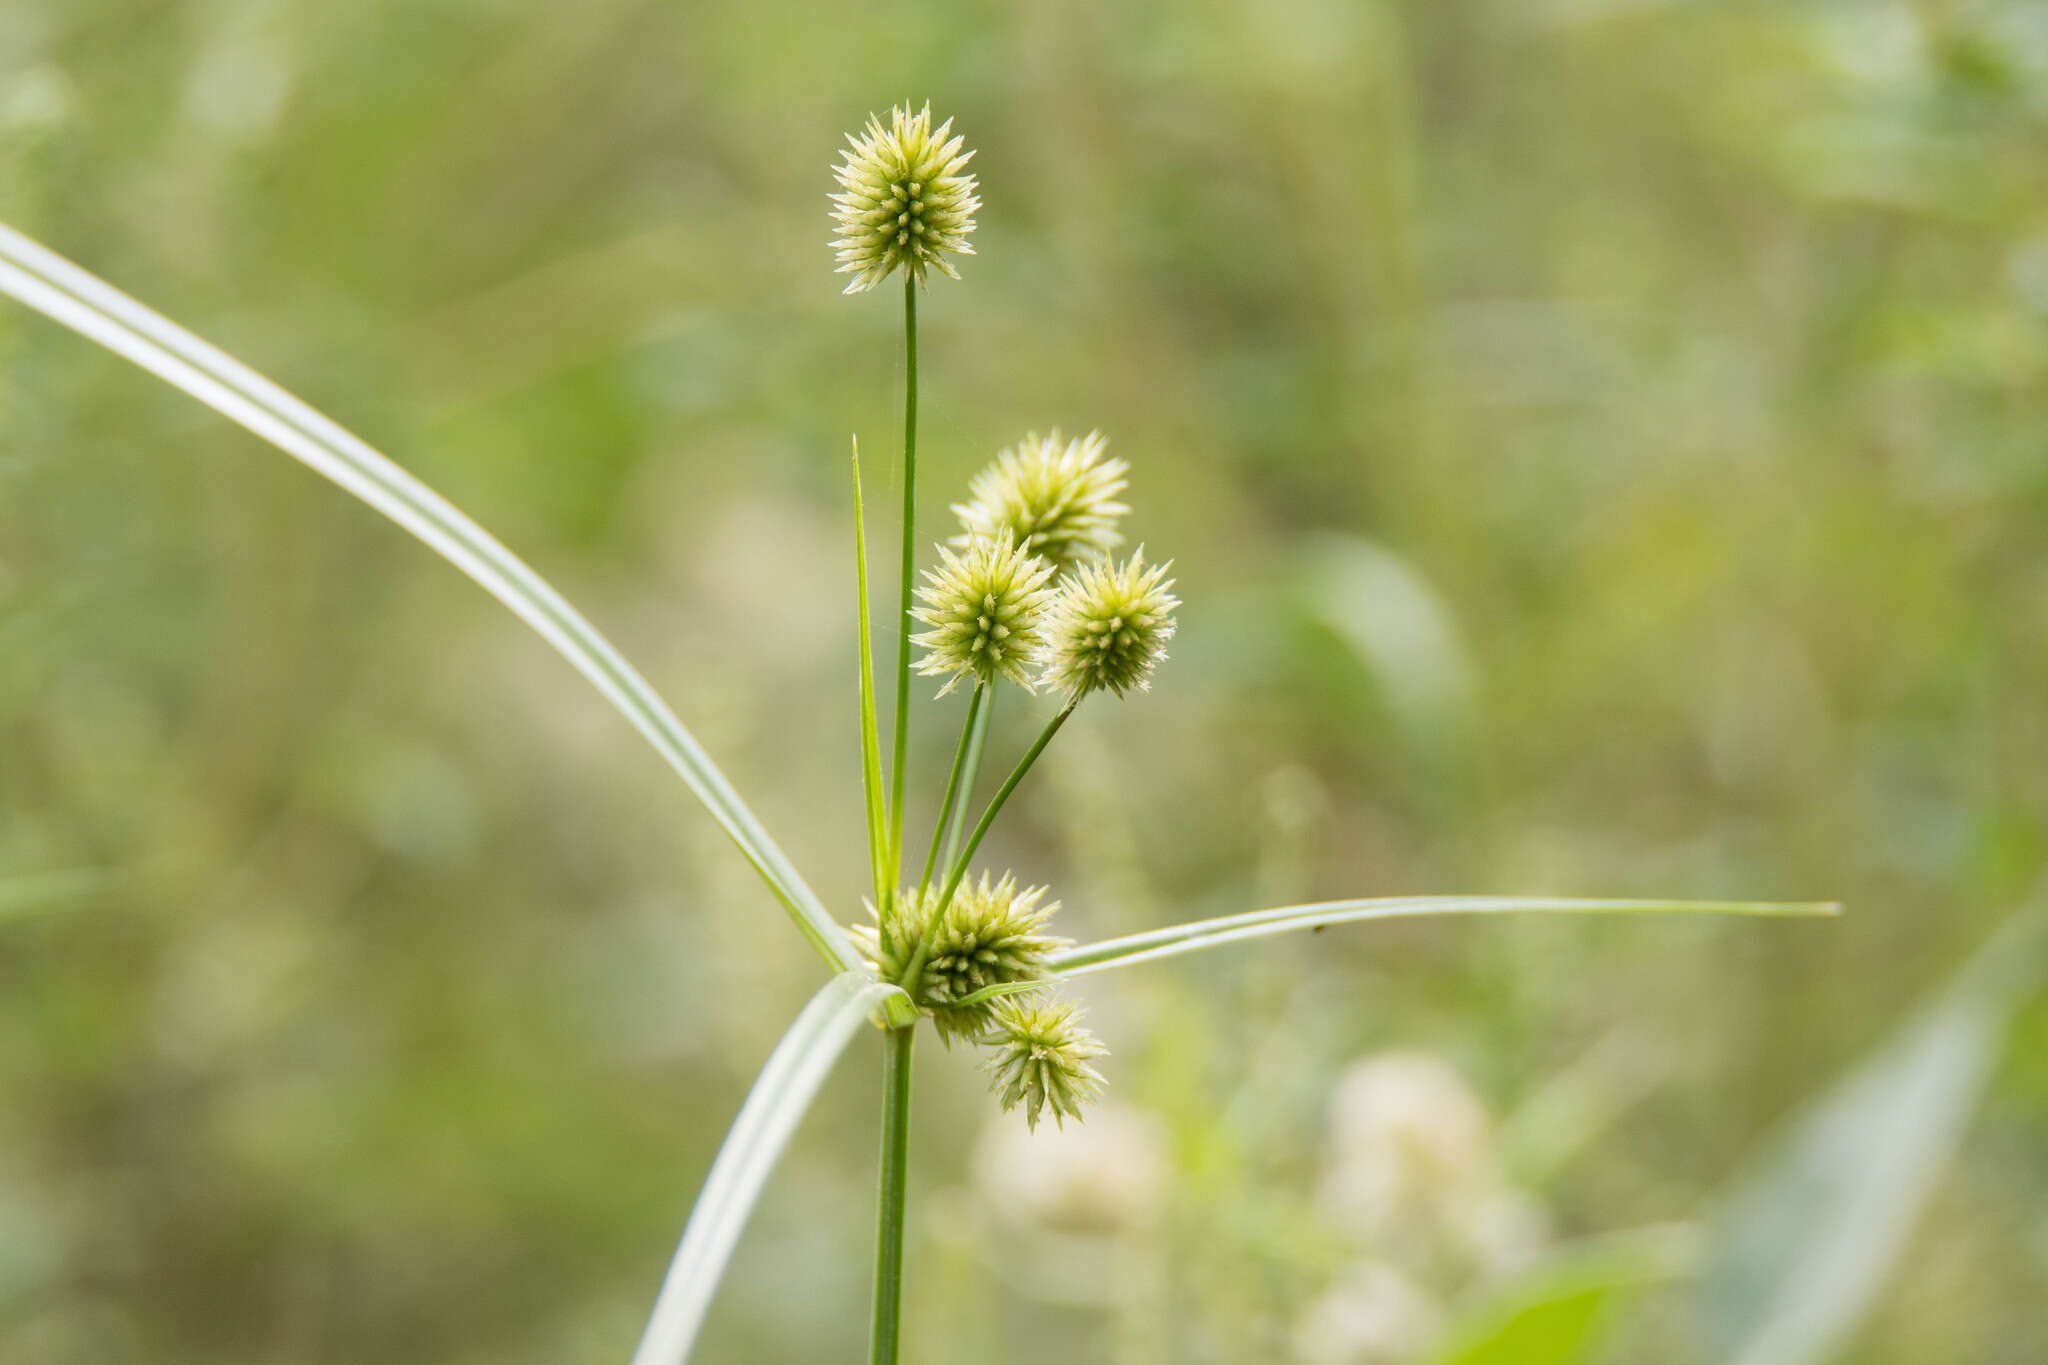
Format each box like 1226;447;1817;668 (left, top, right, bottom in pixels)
4;0;2048;1361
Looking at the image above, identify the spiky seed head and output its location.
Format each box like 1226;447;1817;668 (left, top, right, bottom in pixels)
984;999;1109;1131
1038;548;1179;698
912;531;1056;696
952;430;1131;570
849;873;1066;1043
830;102;980;294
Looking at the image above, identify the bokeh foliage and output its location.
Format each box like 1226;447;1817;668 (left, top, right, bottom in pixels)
3;0;2046;1361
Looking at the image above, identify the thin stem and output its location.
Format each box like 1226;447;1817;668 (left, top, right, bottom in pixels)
853;438;888;908
941;685;994;877
902;698;1079;995
869;1025;916;1365
887;275;919;894
918;684;988;904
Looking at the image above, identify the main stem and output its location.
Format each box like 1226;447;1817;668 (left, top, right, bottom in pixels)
869;1025;916;1365
887;276;919;894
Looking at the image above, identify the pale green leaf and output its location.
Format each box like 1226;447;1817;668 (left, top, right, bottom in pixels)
630;973;906;1365
0;223;858;974
1052;897;1839;977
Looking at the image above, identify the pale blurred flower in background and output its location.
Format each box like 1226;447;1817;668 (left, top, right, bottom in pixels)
1291;1261;1442;1365
1324;1050;1496;1226
973;1101;1168;1237
1304;1050;1552;1360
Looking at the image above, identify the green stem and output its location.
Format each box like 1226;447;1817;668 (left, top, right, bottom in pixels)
852;438;888;908
869;1025;915;1365
902;698;1079;995
918;684;987;904
887;275;918;895
941;685;993;877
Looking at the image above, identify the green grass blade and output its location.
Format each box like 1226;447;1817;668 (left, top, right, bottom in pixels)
0;868;104;921
852;438;887;909
0;223;858;974
630;973;906;1365
1052;896;1839;977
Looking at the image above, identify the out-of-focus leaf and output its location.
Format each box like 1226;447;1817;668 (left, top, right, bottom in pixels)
1296;534;1474;773
1426;1224;1699;1365
1700;902;2048;1365
1502;1030;1672;1187
0;868;102;921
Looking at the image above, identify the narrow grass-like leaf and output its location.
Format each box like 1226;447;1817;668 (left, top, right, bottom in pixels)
1700;900;2048;1365
630;973;907;1365
0;224;858;974
852;438;887;908
0;868;103;920
1051;897;1839;977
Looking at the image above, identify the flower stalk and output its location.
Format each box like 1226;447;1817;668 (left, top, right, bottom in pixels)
940;687;993;875
901;698;1079;1000
888;274;918;897
919;683;989;903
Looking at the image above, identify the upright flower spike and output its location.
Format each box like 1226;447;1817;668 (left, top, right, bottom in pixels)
984;999;1109;1131
830;102;981;294
912;530;1056;696
849;873;1067;1043
952;429;1130;570
1038;548;1180;698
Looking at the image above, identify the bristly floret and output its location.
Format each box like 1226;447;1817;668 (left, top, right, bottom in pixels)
983;999;1109;1130
1038;548;1179;698
830;102;980;294
911;530;1056;696
951;430;1130;570
848;874;1066;1043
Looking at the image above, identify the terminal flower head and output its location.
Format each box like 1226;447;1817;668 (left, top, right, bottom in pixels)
831;102;980;293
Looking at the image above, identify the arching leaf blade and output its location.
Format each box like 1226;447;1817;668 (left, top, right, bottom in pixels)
630;973;905;1365
0;224;858;973
1053;897;1839;978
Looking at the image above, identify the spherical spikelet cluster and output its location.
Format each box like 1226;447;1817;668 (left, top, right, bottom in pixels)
830;102;980;294
952;430;1130;570
912;531;1055;696
984;999;1109;1131
850;873;1066;1043
1039;549;1180;698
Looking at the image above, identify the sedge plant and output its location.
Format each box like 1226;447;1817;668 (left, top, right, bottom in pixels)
0;99;1836;1365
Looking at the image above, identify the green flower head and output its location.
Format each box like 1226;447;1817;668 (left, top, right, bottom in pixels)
912;531;1056;696
952;430;1130;570
850;873;1066;1043
984;999;1109;1131
1038;548;1179;698
830;102;980;294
